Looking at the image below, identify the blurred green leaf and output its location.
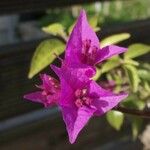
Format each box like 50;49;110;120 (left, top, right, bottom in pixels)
93;67;101;81
28;39;65;78
68;22;75;35
122;96;145;110
143;81;150;92
131;117;142;139
124;59;139;66
141;63;150;70
124;65;140;92
101;33;130;48
42;23;66;37
89;15;98;28
114;74;122;85
114;85;122;93
106;73;113;81
89;15;100;32
101;56;121;74
124;43;150;59
138;69;150;81
106;110;124;130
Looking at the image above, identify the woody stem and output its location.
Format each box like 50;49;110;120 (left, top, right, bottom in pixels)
113;106;150;119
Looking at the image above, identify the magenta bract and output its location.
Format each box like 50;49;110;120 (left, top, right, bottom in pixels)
24;9;128;144
51;64;128;143
65;10;127;74
24;74;60;107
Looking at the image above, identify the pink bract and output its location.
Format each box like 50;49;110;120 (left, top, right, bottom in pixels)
51;64;128;143
24;9;129;144
24;74;60;107
65;10;127;74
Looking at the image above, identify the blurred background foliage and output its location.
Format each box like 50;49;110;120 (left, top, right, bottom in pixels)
39;0;150;28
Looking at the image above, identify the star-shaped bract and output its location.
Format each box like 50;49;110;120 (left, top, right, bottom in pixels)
51;64;128;143
24;9;129;144
65;10;127;75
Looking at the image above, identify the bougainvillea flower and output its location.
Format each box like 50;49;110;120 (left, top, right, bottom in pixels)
24;74;60;107
24;9;129;144
51;64;128;143
65;10;127;72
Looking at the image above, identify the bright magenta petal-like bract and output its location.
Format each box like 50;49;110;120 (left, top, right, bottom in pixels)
24;9;128;144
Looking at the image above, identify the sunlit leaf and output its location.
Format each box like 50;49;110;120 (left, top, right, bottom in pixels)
101;33;131;48
68;22;75;35
124;65;140;92
28;39;65;78
124;59;139;66
141;63;150;70
92;67;101;81
89;15;98;28
114;85;122;93
89;15;100;32
114;74;122;85
101;56;121;74
143;81;150;92
106;73;113;81
42;23;66;37
124;43;150;59
138;69;150;82
106;110;124;130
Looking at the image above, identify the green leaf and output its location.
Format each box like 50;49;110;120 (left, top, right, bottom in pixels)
122;96;145;110
42;23;66;37
106;73;113;81
89;15;98;28
141;63;150;70
101;56;121;74
124;65;140;92
123;59;139;66
114;74;122;85
124;43;150;59
138;69;150;81
28;39;65;78
89;15;100;32
131;117;142;139
68;22;75;35
106;110;124;130
143;81;150;92
101;33;131;48
92;67;101;81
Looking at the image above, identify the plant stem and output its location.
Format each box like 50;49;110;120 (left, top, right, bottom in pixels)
113;106;150;119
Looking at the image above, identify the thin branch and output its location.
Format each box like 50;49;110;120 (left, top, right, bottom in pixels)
113;106;150;119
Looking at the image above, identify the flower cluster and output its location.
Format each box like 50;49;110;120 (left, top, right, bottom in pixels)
24;10;128;144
